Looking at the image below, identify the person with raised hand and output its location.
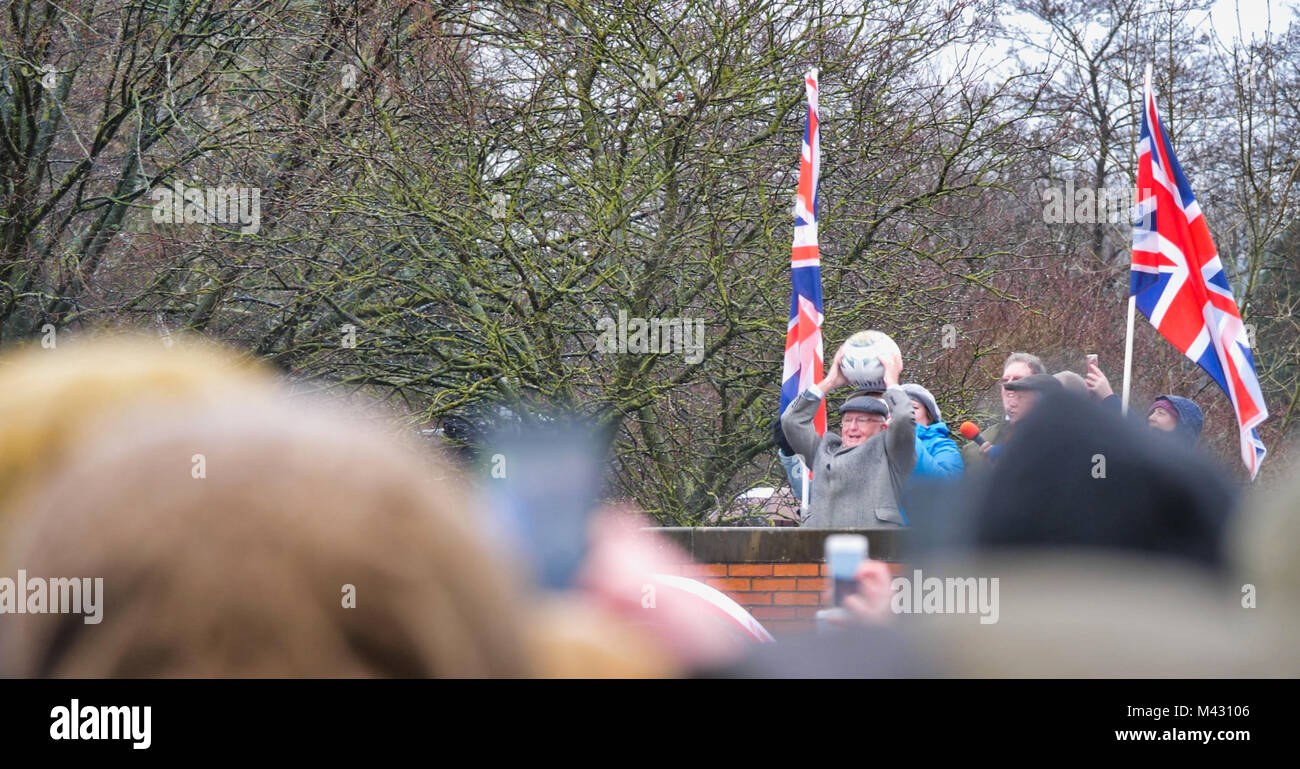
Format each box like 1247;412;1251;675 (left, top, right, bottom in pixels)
779;341;915;527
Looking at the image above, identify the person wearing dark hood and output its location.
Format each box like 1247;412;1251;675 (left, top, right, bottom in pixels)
1083;360;1205;444
1145;394;1204;443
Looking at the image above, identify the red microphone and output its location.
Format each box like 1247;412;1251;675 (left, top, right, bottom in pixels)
958;421;986;445
959;421;1002;458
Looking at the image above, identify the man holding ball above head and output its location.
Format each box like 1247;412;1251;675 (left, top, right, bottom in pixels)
780;332;916;528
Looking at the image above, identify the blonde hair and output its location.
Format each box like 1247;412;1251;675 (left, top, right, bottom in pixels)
0;334;679;678
0;396;531;677
0;334;273;529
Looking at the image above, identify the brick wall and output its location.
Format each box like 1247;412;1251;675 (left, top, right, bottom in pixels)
655;561;830;636
651;527;907;636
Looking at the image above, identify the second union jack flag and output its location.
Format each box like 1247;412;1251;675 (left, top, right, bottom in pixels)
1131;69;1267;477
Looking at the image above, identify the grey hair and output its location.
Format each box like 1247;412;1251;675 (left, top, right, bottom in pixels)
1053;370;1088;396
1003;352;1046;376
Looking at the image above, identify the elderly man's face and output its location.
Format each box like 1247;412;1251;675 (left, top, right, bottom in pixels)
1000;362;1034;417
841;410;887;448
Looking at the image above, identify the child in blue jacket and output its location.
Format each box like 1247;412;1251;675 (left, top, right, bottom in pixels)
901;383;964;479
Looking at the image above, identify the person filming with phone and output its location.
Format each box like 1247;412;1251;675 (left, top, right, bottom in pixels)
779;341;915;528
1084;359;1205;446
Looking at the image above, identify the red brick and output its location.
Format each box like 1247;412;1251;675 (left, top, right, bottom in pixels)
728;564;773;577
750;578;797;590
795;606;825;619
727;591;772;606
705;577;750;591
819;563;831;576
773;563;820;576
762;620;815;636
774;591;820;606
797;577;829;591
750;606;800;620
681;563;728;577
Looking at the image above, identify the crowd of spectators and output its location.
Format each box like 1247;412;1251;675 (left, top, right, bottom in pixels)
0;332;1289;679
772;340;1217;528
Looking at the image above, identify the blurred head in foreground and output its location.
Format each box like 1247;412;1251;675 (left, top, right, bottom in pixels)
1234;460;1300;676
0;337;534;676
1051;370;1087;397
0;335;726;678
920;388;1236;571
898;389;1261;676
0;334;273;537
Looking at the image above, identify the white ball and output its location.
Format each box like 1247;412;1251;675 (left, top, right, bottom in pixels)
838;330;900;389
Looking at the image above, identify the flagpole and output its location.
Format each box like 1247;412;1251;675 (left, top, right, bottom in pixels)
1122;64;1154;417
1121;296;1136;415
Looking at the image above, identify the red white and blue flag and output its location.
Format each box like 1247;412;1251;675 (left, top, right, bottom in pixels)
1131;69;1267;477
780;68;826;435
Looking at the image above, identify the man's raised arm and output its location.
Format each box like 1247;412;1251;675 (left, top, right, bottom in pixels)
780;343;849;464
883;386;917;477
781;386;826;464
879;353;915;477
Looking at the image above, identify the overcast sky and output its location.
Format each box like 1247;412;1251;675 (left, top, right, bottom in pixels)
1206;0;1297;41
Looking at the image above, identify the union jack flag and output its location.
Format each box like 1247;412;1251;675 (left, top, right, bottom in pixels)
779;68;825;435
1131;69;1267;477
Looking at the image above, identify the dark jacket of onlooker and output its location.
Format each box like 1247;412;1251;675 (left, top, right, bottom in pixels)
959;418;1012;467
772;417;808;504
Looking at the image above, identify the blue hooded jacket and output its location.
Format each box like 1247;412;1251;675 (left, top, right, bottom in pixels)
1152;394;1203;445
912;421;964;479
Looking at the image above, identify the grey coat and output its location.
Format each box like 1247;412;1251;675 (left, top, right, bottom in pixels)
781;386;916;528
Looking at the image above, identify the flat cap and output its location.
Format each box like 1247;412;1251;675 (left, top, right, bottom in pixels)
838;395;889;416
